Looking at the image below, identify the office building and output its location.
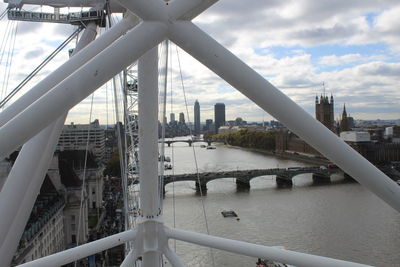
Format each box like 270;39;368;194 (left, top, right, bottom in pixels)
170;113;175;123
57;119;105;160
179;112;185;124
194;100;200;135
214;103;225;133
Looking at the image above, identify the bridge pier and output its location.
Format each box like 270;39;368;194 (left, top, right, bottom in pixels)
195;181;207;193
236;177;250;190
312;173;331;183
276;175;293;187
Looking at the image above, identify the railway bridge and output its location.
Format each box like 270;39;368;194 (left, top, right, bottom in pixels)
163;167;342;192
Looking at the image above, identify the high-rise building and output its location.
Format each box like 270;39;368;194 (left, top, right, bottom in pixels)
194;100;200;135
315;94;334;132
179;112;185;124
57;119;105;160
170;113;175;123
205;119;213;132
214;103;225;133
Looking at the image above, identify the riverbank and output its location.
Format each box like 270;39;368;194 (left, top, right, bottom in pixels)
223;144;330;166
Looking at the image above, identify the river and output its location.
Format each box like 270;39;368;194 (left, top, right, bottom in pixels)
157;140;400;266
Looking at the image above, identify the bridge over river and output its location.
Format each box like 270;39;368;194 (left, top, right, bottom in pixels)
159;139;212;146
164;167;342;192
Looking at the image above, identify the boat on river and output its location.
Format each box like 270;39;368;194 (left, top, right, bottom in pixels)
221;210;237;217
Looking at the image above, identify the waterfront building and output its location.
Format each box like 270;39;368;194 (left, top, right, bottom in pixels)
12;176;65;265
57;119;106;160
214;103;226;133
315;94;334;132
194;100;200;135
179;112;185;124
170;113;175;123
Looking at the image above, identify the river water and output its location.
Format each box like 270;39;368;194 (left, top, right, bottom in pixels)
158;141;400;267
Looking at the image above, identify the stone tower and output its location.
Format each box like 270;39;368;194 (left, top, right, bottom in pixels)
315;94;334;132
339;104;350;132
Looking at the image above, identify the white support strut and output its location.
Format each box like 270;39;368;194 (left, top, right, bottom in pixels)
0;22;98;266
163;246;186;267
0;14;139;127
165;227;371;267
168;21;400;213
17;229;138;267
138;46;162;267
120;249;139;267
0;21;167;159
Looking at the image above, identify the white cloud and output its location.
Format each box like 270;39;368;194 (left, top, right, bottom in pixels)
1;1;400;125
318;54;387;66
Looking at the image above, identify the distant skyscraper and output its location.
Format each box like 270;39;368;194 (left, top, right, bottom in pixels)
194;100;200;135
315;94;334;132
205;119;213;132
179;112;185;123
170;113;175;123
214;103;225;133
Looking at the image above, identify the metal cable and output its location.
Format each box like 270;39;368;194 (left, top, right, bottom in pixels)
0;20;13;101
175;44;216;267
0;8;8;21
158;40;169;212
2;21;18;103
169;41;177;252
75;92;95;267
0;26;83;108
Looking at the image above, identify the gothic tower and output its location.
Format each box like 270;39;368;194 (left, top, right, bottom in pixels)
315;94;334;132
339;104;350;132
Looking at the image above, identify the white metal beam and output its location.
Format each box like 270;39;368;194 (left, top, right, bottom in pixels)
0;23;97;266
18;229;138;267
169;0;218;20
165;227;371;267
115;0;167;20
138;46;162;267
120;249;139;267
0;21;167;159
0;117;66;267
163;246;186;267
168;21;400;213
0;14;139;128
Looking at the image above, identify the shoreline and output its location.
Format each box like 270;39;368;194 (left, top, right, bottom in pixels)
222;144;330;166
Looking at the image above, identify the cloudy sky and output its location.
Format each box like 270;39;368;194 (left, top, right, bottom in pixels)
0;0;399;125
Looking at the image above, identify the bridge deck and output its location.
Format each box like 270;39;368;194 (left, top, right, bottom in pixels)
164;167;341;184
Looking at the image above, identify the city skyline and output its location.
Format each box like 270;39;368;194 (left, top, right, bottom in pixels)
0;1;399;124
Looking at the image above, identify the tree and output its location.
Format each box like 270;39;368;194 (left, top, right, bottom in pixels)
103;150;121;177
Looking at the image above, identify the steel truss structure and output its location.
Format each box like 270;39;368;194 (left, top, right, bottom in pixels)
1;0;399;266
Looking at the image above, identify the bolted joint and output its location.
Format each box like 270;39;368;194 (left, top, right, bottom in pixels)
133;219;167;260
